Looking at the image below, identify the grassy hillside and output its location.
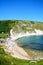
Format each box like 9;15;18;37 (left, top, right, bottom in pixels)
0;20;43;38
0;44;43;65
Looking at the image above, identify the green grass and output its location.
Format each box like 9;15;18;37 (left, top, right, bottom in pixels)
0;33;9;38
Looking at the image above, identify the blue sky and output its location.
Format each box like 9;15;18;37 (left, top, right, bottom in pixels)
0;0;43;22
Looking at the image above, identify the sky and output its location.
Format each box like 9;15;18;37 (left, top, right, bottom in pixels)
0;0;43;22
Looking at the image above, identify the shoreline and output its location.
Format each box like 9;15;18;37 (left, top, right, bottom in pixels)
1;29;43;60
10;29;43;41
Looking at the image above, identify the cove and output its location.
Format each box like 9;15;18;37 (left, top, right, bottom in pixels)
16;35;43;50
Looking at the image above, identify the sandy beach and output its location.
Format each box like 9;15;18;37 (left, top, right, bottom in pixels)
4;41;31;60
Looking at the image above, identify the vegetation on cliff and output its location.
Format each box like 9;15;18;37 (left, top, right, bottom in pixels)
0;20;43;38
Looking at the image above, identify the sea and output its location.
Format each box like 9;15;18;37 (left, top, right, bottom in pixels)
16;35;43;50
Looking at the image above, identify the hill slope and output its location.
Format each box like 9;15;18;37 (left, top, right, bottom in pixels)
0;44;43;65
0;20;43;38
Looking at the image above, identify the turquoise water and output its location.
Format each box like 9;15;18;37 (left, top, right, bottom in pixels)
16;35;43;50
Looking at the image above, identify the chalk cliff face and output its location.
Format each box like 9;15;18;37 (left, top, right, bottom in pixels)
9;20;43;34
8;20;43;40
